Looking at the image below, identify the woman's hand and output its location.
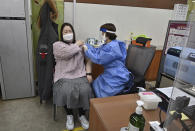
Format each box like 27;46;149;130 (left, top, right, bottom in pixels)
87;75;93;83
76;40;84;47
83;45;88;51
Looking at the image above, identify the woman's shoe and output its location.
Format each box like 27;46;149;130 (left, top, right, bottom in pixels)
78;115;89;129
66;115;74;130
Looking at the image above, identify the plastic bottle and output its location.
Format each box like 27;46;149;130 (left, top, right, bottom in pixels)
128;100;145;131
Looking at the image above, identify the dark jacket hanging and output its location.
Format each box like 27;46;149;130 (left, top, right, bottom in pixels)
36;2;58;101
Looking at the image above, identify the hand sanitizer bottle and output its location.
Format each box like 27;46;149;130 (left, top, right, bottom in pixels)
128;100;145;131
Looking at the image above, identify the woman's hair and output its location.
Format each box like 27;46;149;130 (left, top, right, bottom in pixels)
60;23;76;44
100;23;117;40
37;0;58;28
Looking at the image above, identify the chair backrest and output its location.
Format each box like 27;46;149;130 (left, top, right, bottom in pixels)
126;44;156;77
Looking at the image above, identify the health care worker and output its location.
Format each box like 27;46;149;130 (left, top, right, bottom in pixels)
83;23;134;97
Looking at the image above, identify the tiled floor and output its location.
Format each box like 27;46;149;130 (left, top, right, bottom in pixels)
0;96;85;131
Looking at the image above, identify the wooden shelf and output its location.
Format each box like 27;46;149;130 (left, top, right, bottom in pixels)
65;0;187;9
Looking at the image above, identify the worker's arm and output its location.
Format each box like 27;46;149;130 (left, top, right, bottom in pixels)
85;45;119;65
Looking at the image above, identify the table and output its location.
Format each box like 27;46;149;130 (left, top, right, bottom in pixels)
89;94;166;131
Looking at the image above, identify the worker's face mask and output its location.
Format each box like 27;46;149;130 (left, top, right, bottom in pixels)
101;33;106;42
63;33;73;42
98;32;106;45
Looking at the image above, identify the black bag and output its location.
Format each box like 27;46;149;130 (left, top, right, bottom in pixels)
136;37;152;47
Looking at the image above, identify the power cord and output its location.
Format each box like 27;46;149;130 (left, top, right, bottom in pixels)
159;109;162;123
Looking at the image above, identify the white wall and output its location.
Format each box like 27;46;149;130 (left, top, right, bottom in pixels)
64;2;173;48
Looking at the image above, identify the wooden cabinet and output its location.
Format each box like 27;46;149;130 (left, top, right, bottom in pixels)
92;63;104;79
145;50;162;81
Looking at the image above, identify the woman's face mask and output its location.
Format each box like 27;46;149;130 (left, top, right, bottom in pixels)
63;33;73;42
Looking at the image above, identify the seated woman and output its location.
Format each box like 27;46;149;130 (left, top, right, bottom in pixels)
53;23;93;130
83;23;134;98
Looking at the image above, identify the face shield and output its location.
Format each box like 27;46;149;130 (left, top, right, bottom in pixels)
98;28;116;45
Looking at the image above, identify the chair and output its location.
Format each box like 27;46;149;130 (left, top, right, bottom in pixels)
119;44;156;94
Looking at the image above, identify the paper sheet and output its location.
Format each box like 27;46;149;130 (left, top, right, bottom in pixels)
157;87;195;106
